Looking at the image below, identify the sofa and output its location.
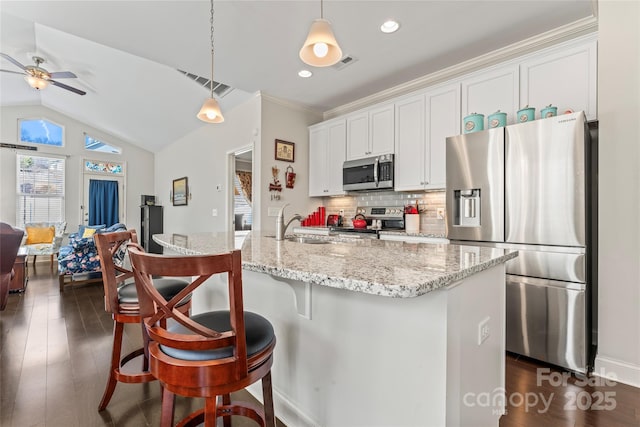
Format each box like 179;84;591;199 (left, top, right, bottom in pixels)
58;223;127;292
22;221;67;266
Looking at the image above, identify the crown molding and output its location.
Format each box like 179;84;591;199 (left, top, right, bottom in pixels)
258;91;323;116
324;16;598;120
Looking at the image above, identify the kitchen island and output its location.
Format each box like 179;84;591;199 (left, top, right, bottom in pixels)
154;232;517;427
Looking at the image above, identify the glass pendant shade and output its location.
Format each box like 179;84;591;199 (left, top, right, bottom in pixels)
299;18;342;67
197;97;224;123
25;75;49;90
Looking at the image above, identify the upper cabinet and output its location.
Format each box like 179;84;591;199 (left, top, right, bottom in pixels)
310;36;597;196
426;83;460;189
520;40;597;120
394;83;460;192
309;119;346;197
346;104;394;160
461;64;520;129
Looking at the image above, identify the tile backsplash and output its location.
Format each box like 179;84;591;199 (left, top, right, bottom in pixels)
322;190;446;236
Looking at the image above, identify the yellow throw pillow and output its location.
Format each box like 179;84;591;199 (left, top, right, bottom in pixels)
82;228;98;238
26;226;55;244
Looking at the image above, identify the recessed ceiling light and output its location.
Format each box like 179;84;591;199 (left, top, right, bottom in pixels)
298;70;313;78
380;20;400;34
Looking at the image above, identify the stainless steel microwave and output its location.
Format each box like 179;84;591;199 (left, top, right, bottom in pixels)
343;154;394;191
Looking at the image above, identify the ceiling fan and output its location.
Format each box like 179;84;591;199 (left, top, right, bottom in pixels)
0;52;86;95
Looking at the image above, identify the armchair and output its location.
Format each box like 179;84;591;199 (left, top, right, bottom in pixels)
22;221;67;266
1;223;25;310
58;223;127;292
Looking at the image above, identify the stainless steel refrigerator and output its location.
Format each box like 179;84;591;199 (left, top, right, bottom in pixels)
445;112;597;374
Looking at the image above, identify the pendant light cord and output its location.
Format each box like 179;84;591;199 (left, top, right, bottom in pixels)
320;0;324;19
209;0;215;98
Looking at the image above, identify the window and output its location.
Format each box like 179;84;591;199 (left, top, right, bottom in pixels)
16;154;65;228
18;118;64;147
84;133;122;154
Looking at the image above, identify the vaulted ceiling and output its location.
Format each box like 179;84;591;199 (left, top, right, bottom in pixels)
0;1;596;152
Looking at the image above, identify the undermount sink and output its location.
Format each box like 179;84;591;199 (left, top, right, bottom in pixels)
285;236;330;244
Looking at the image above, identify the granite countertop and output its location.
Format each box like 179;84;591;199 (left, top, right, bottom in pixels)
153;232;517;298
378;230;448;239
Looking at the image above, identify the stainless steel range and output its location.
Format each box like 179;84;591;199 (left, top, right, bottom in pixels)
330;206;405;238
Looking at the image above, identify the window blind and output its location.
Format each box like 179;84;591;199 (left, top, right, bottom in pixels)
16;154;65;228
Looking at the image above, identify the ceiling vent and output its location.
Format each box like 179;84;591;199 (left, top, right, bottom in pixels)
332;55;357;71
177;69;234;98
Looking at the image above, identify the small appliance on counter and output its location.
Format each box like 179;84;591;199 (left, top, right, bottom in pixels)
326;214;342;227
330;206;404;238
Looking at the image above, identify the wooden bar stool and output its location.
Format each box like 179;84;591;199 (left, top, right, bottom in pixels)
94;230;192;411
128;245;276;427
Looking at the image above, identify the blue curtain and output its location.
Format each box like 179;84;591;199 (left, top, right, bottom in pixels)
89;179;119;227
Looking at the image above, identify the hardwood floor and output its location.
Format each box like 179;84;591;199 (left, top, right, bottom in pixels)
1;263;638;426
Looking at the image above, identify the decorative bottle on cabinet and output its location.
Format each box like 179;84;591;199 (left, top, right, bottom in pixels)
140;205;163;254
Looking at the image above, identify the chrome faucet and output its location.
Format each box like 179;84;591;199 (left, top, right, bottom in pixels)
276;204;302;240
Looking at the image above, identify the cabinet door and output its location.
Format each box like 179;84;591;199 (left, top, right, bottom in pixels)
369;104;395;156
394;94;426;192
520;39;597;120
309;126;328;197
346;112;369;160
462;65;519;128
326;120;346;195
426;83;460;189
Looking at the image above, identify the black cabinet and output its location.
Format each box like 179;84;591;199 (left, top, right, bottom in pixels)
140;205;163;253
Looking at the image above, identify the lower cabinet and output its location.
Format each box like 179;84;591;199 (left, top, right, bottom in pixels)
309;119;346;197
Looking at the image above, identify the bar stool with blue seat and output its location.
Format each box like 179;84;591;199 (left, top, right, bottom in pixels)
128;245;276;427
94;230;192;411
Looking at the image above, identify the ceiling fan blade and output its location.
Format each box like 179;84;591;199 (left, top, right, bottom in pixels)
0;52;27;71
0;68;26;76
50;79;86;96
49;71;77;79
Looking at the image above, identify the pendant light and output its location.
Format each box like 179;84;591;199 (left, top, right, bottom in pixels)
299;0;342;67
197;0;224;123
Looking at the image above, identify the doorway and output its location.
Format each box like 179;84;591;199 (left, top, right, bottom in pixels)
82;174;125;227
229;147;253;248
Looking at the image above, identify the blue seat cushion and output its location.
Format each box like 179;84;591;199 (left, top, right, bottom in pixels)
160;311;275;362
118;277;192;305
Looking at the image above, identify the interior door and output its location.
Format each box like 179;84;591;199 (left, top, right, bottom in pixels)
82;174;125;226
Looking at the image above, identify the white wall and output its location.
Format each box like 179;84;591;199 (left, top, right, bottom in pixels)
155;94;261;234
259;96;323;233
0;105;154;236
595;0;640;387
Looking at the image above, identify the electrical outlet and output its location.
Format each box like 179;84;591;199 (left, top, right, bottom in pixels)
339;209;344;216
478;317;490;345
268;207;280;217
211;209;218;217
216;184;222;192
436;208;445;219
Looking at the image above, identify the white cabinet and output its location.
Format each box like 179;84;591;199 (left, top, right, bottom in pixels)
426;84;460;189
520;39;597;120
394;94;426;191
394;84;460;191
346;104;394;160
461;65;519;128
309;119;346;197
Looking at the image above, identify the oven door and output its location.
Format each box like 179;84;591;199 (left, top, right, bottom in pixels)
343;158;377;191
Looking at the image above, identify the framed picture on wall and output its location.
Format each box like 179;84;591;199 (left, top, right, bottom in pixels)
275;139;295;162
172;177;188;206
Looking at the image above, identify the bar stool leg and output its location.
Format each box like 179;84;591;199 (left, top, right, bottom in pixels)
262;371;276;427
160;386;176;427
204;395;218;427
98;320;124;410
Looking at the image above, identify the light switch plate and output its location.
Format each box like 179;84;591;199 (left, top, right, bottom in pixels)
211;209;218;217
